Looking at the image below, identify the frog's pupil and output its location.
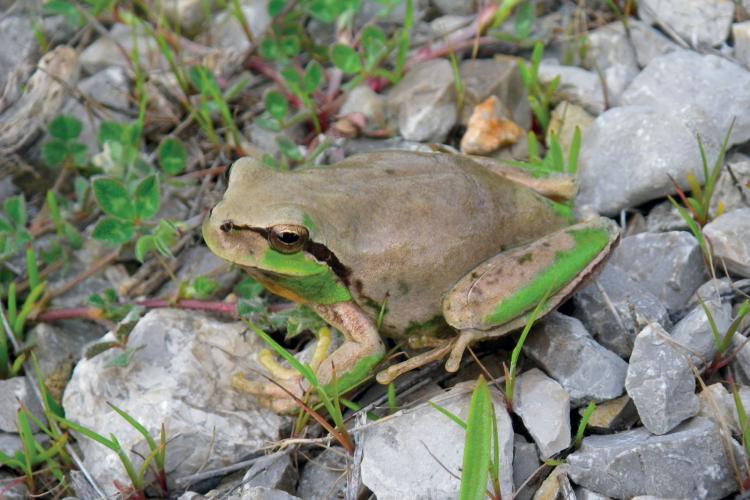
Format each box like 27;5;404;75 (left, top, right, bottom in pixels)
280;232;299;244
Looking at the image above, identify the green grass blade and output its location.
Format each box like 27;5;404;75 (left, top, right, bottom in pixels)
575;401;596;448
429;401;467;430
56;416;118;452
722;300;750;353
108;402;158;454
14;282;45;338
698;298;723;352
459;376;492;500
732;382;750;456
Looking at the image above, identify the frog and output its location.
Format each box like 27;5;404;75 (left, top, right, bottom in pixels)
202;150;619;413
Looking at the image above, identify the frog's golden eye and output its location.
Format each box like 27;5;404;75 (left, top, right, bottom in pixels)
269;224;309;254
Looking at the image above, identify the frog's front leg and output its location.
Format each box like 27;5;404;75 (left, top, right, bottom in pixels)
235;301;385;414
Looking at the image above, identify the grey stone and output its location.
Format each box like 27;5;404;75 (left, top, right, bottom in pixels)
296;447;348;500
670;299;731;365
567;417;743;499
430;0;477;16
458;57;530;129
158;245;241;299
513;368;571;459
638;0;734;47
159;0;216;36
0;432;47;458
576;105;718;216
200;0;272;59
622;50;750;147
0;377;45;433
26;321;102;401
610;231;708;313
0;16;38;109
646;201;688;233
80;24;167;74
361;382;514;499
732;332;750;385
625;324;699;435
733;22;750;67
538;62;605;114
513;434;541;500
62;309;286;497
704;208;750;278
629;19;680;67
575;487;612;500
339;85;387;130
698;383;750;435
386;59;456;142
583;22;638;75
710;153;750;217
242;453;298;493
238;486;301;500
524;312;628;406
574;264;672;358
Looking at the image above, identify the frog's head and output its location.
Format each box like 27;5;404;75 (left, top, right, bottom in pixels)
203;157;351;304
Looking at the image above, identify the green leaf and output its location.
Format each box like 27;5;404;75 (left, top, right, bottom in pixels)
92;217;135;245
43;0;83;28
158;138;187;176
4;195;26;228
133;175;160;220
234;277;264;298
306;0;342;22
259;37;280;61
276;136;304;161
256;116;282;132
279;35;300;57
265;91;289;121
48;115;82;140
361;25;387;67
514;0;534;39
268;0;285;16
98;121;126;146
43;139;68;167
186;276;218;299
303;60;324;94
330;44;362;74
93;177;135;220
280;66;302;90
69;141;88;167
459;377;493;500
135;235;154;262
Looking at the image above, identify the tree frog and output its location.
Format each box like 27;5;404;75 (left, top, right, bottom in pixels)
203;151;618;412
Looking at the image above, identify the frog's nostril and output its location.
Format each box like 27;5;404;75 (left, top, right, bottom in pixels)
220;221;233;233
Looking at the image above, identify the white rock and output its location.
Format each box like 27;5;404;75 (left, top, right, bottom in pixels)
704;208;750;277
361;382;514;499
513;368;571;459
625;324;699;435
638;0;734;47
733;22;750;68
62;309;286;496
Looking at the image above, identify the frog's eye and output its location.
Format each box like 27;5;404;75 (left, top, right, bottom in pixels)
269;224;309;254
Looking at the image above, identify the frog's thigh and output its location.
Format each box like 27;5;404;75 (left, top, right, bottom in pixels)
308;301;385;387
443;217;619;336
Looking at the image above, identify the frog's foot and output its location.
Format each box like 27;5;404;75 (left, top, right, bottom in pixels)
375;341;453;384
232;370;308;414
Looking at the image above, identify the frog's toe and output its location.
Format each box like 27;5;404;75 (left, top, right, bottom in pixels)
232;371;307;405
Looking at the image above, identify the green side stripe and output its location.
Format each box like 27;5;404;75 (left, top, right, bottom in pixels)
260;248;328;276
260;248;352;304
483;227;610;326
323;353;384;394
272;270;352;304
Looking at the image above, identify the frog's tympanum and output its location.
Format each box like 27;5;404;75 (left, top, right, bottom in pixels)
203;151;619;412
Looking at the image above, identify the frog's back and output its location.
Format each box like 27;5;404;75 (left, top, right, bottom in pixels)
280;151;569;337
